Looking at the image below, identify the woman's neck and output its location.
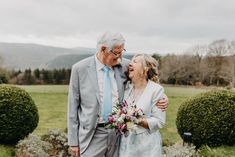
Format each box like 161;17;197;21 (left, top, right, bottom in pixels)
132;78;148;90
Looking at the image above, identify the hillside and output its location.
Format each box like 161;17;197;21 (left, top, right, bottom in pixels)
44;53;134;69
0;42;137;70
0;42;96;70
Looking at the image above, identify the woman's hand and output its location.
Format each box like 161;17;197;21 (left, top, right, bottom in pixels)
139;118;149;129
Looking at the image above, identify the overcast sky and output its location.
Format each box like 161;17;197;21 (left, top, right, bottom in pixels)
0;0;234;54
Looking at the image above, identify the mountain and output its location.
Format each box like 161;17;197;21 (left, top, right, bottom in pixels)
0;42;96;70
44;53;134;69
44;53;94;69
0;42;134;70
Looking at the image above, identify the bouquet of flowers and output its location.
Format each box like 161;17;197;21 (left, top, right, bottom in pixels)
105;100;144;136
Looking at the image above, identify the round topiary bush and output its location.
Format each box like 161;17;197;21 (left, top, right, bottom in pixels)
176;90;235;148
0;85;39;144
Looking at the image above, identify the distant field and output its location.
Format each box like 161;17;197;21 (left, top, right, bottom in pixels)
0;85;234;157
16;85;68;93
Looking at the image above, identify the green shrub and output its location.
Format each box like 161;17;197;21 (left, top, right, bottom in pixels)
0;85;39;144
176;90;235;148
0;73;9;84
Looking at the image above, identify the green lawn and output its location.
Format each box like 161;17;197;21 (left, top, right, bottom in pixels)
0;85;234;157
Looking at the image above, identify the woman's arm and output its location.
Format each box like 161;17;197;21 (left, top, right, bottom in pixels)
140;87;166;132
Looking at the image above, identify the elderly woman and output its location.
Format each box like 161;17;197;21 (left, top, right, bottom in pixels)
119;54;166;157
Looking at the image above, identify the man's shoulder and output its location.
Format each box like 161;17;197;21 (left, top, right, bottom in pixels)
120;58;130;67
72;55;94;70
122;58;130;64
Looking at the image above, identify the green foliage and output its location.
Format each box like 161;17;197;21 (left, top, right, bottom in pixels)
22;68;35;85
0;145;15;157
0;86;39;144
0;68;9;84
176;90;235;148
199;145;235;157
0;74;8;84
1;85;235;156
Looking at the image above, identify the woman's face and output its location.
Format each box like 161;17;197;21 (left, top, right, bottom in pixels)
128;55;145;80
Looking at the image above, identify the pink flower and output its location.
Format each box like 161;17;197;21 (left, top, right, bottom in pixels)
108;116;115;123
105;100;145;135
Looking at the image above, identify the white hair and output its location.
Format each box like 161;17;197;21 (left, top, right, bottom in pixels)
97;32;125;51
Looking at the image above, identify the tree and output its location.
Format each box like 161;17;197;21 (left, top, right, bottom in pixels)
206;39;233;86
0;68;9;84
34;69;40;80
22;68;35;85
0;56;9;84
41;69;53;84
0;55;3;66
184;44;208;85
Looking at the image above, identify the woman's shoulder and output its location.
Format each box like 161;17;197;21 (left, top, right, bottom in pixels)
148;80;164;102
148;80;163;91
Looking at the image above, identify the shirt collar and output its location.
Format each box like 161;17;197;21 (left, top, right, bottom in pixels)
95;53;122;71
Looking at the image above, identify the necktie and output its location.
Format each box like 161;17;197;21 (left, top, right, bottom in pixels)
103;66;112;122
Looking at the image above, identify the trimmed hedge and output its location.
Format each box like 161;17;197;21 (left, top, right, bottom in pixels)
176;90;235;148
0;85;39;144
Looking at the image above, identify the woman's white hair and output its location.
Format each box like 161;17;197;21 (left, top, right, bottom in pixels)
97;32;125;51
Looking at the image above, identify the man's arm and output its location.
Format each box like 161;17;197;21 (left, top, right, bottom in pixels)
67;65;80;156
156;93;169;111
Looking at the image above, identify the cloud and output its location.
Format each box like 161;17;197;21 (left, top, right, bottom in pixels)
0;0;234;53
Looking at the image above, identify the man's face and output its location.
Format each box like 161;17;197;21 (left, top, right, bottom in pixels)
104;44;125;67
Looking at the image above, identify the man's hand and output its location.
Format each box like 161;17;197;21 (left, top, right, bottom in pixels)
156;94;169;111
70;146;80;157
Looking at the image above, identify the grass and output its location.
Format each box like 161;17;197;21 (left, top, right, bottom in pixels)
15;85;69;135
30;93;68;135
199;145;235;157
0;145;14;157
0;85;234;156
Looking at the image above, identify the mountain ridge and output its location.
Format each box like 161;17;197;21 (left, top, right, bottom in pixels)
0;42;134;70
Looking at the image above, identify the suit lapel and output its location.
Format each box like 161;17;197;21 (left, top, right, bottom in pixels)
87;56;101;104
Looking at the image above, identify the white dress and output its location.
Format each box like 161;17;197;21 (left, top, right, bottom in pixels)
119;80;166;157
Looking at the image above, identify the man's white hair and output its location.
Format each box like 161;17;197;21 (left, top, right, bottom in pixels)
97;32;125;51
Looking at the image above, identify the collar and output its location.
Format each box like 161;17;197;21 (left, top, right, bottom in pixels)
94;53;122;70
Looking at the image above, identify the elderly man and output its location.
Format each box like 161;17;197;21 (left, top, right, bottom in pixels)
67;32;168;157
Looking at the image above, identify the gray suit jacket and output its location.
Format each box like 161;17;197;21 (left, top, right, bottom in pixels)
67;55;129;154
